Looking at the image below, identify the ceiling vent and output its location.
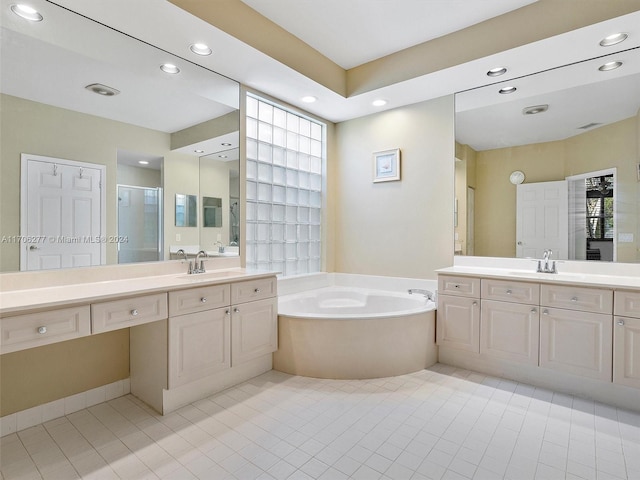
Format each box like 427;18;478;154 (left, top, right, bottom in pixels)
578;122;602;130
85;83;120;96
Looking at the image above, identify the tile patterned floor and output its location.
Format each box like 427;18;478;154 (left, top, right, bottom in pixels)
1;364;639;480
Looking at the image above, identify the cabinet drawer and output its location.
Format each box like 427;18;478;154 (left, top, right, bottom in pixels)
540;284;612;314
92;293;168;333
169;284;230;316
481;279;539;304
1;306;91;354
231;276;277;304
438;275;480;298
614;290;640;318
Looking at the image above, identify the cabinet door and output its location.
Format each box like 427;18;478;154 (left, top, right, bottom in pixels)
231;297;278;365
613;316;640;389
539;307;612;381
436;295;479;353
168;308;230;388
481;300;539;365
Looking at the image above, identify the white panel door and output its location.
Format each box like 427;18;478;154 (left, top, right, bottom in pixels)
21;155;104;270
481;300;539;365
516;180;568;259
613;316;640;389
539;307;612;381
231;297;278;366
436;295;480;353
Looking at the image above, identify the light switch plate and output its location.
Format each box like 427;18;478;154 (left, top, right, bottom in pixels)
618;233;634;243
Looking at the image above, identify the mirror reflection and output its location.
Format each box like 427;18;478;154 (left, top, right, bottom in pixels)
0;0;240;272
199;148;240;257
203;197;223;228
455;47;640;263
175;194;197;228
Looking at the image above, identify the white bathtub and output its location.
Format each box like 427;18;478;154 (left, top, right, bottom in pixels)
273;274;438;379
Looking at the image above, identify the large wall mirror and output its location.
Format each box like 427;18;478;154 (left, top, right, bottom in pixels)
455;45;640;264
0;0;240;272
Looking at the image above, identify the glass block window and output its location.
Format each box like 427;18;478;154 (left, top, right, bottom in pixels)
246;94;324;276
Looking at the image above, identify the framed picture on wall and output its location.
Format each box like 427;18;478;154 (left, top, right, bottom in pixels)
372;148;401;183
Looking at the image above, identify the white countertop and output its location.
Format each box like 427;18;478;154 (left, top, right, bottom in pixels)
436;266;640;290
0;268;277;316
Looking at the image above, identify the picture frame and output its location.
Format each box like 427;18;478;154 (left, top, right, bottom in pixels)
372;148;401;183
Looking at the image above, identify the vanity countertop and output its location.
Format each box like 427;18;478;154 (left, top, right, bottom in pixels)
436;266;640;290
0;268;277;316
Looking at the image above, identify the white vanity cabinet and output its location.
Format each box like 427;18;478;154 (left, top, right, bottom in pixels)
539;284;613;381
613;290;640;389
480;279;540;365
436;275;480;352
131;276;278;413
168;285;231;388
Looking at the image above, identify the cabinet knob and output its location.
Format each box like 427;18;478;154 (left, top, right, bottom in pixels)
225;309;231;315
530;308;537;314
131;309;139;316
617;319;625;326
254;288;260;293
472;301;478;306
543;309;549;315
200;297;207;303
454;284;460;288
571;297;578;302
506;289;512;295
37;326;47;334
234;307;240;313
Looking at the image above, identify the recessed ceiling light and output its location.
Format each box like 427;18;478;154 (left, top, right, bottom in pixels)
190;43;212;56
301;96;317;103
138;160;149;165
522;104;548;115
221;143;232;147
487;67;507;77
372;99;387;107
194;149;205;154
10;4;43;21
598;61;623;71
599;33;628;47
85;83;120;96
499;86;517;94
160;63;180;74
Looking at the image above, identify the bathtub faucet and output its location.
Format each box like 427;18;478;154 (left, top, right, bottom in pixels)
408;289;434;301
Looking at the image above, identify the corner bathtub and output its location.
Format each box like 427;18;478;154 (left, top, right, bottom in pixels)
273;282;438;379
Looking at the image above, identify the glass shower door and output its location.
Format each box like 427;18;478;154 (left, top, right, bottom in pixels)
117;185;163;264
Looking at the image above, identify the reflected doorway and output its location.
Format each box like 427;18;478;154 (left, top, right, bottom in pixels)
117;185;163;263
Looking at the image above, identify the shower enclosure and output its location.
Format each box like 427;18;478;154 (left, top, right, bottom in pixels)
117;185;163;263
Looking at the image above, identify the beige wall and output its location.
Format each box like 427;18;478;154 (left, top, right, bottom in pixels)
472;116;639;261
0;330;129;416
199;160;232;250
116;164;162;189
334;95;455;279
0;94;188;271
454;143;477;255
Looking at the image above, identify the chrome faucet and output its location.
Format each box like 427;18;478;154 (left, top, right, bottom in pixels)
176;248;194;274
215;241;225;254
194;250;208;274
537;249;557;274
408;289;435;301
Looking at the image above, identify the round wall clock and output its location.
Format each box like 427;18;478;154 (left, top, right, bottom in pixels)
509;170;525;185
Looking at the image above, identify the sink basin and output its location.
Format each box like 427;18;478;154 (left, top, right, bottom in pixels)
175;270;241;281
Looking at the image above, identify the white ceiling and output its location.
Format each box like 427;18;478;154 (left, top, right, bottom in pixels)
2;0;640;151
240;0;537;69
